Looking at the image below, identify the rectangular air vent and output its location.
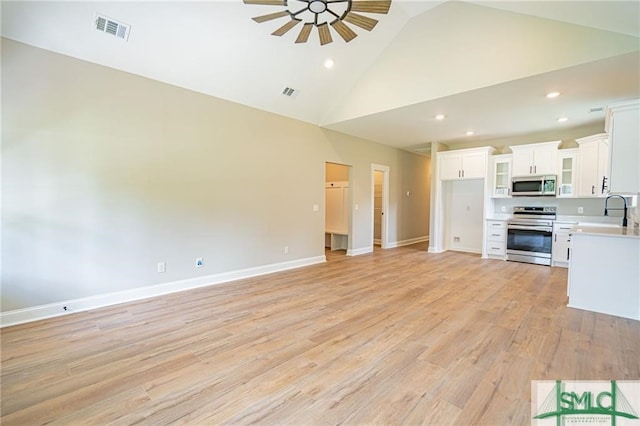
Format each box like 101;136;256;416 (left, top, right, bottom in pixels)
281;86;299;98
95;13;131;41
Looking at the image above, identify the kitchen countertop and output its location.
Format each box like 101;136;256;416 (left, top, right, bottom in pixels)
556;215;622;224
485;214;510;221
569;225;640;239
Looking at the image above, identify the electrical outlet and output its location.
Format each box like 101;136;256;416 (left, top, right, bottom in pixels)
501;206;506;212
157;262;166;273
578;207;584;214
196;257;203;268
284;246;289;255
453;236;461;242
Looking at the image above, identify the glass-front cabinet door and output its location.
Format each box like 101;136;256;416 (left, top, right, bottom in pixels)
492;154;512;197
557;149;577;197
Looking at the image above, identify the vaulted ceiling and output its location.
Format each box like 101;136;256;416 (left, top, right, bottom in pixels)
2;1;639;152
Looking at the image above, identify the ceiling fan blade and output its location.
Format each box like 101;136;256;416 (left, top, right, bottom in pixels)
343;12;378;31
252;11;289;23
350;1;391;14
296;23;314;43
317;23;333;45
243;0;286;5
331;20;357;42
272;19;300;36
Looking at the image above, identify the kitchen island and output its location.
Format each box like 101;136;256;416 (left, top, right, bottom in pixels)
567;225;640;320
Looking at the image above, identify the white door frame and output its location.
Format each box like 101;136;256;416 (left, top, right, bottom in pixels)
371;164;390;249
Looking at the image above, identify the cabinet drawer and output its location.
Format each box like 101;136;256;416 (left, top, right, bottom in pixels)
486;241;506;255
487;221;506;229
487;228;506;241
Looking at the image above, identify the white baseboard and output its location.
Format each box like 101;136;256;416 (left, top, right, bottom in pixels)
428;246;445;253
348;236;429;256
451;247;482;255
386;236;429;249
1;255;326;328
347;246;374;256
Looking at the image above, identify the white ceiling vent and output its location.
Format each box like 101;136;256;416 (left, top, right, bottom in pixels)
281;86;300;99
95;13;131;41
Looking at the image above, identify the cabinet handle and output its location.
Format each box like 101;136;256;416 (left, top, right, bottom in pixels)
592;185;595;195
534;165;537;174
491;247;500;250
554;234;557;242
458;170;461;178
601;176;608;194
529;166;532;174
462;170;465;178
567;248;570;261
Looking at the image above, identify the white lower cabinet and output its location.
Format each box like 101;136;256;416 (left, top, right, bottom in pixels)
485;220;507;258
552;222;576;267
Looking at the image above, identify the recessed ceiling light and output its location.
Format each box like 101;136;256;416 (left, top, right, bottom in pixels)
546;92;560;99
557;117;569;123
465;130;475;136
324;58;335;69
435;114;446;120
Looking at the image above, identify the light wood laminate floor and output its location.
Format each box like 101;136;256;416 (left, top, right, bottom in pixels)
2;243;639;424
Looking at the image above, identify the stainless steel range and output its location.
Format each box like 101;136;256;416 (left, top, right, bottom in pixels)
506;206;556;266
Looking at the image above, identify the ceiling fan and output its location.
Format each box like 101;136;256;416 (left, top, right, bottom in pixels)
243;0;392;45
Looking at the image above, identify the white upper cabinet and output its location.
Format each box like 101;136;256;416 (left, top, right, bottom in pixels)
492;154;512;197
439;147;495;181
557;149;578;198
510;141;560;177
606;100;640;194
576;133;609;198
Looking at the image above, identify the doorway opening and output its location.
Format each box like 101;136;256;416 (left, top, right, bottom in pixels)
325;162;351;259
371;164;389;250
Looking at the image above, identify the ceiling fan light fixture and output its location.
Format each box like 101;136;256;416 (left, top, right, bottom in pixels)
309;0;328;13
324;58;335;69
245;0;392;45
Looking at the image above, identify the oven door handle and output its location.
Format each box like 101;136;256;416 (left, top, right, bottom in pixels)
508;225;552;232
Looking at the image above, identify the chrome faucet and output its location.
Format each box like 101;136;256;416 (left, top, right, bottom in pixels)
604;194;628;227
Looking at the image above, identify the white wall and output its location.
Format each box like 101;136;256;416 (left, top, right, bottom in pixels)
443;179;485;253
1;39;430;313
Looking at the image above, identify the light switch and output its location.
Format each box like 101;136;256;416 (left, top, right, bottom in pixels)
313;204;319;212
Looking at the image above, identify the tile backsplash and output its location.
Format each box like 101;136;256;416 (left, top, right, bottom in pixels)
493;195;637;221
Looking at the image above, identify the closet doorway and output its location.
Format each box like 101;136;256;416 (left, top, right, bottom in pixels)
325;162;351;258
372;164;389;249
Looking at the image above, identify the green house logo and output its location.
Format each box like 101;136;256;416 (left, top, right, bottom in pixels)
532;380;640;425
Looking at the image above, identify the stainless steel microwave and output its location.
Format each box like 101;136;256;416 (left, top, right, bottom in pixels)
512;175;556;196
